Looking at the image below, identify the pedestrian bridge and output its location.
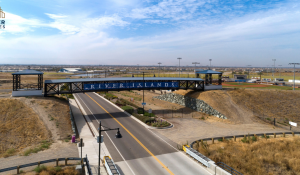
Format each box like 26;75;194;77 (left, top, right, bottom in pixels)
44;77;207;96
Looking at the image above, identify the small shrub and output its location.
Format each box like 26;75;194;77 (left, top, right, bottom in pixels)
55;166;62;172
34;165;47;173
218;139;223;142
122;106;134;114
137;108;144;114
19;170;24;173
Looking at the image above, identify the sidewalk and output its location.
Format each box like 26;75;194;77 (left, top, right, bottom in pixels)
69;98;110;175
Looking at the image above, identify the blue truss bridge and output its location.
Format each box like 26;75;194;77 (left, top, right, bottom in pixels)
44;77;205;96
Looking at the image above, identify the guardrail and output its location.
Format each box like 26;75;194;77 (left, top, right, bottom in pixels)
0;157;89;174
183;145;213;168
191;131;300;147
216;162;243;175
104;156;120;175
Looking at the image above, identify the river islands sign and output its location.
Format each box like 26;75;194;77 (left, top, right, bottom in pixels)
84;82;179;90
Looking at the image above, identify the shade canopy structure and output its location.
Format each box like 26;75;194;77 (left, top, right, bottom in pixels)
12;69;44;75
195;70;223;85
12;69;44;91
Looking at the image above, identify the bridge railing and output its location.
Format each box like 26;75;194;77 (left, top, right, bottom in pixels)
0;157;91;175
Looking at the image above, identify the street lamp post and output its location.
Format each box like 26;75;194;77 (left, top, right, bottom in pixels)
209;59;212;69
177;58;182;77
278;65;282;78
143;72;145;114
192;62;200;72
98;121;121;175
272;59;276;80
247;65;252;79
158;62;162;77
289;63;300;91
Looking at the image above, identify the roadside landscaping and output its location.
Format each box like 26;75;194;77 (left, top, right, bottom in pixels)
97;92;171;128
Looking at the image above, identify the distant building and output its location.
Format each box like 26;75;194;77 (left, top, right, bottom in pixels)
59;68;82;73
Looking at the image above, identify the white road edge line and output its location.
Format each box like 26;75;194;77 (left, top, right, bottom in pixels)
92;92;213;174
75;93;136;175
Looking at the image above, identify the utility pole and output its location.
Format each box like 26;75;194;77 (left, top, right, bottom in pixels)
289;63;300;91
209;59;212;69
278;65;282;78
177;58;182;77
158;62;162;77
272;59;276;80
247;65;252;79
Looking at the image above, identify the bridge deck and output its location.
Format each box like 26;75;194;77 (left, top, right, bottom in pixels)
44;77;204;96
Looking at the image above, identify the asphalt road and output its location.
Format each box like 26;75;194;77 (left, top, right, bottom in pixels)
75;92;211;175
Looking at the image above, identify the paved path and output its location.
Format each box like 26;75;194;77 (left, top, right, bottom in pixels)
70;98;109;175
75;92;212;175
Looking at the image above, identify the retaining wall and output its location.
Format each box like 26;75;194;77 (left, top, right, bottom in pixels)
154;93;227;119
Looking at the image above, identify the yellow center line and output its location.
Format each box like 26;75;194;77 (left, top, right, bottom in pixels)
85;93;174;175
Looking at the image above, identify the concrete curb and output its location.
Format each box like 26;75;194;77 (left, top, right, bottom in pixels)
73;94;98;135
93;92;174;130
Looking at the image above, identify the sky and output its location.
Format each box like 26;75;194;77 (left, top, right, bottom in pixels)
0;0;299;67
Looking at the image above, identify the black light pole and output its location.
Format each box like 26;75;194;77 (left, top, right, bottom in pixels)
272;59;276;79
278;65;282;78
289;63;300;91
177;57;182;77
158;62;162;77
247;65;252;79
98;122;101;175
143;72;145;114
98;121;121;175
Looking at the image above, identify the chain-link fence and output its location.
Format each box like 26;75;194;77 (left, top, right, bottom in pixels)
151;108;205;119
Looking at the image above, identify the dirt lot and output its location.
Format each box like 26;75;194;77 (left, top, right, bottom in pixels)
0;96;74;158
110;89;291;145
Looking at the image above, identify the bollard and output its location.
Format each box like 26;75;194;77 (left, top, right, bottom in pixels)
222;137;225;142
212;138;214;144
65;158;68;166
17;166;20;174
56;158;59;167
283;133;285;137
72;135;76;143
274;133;276;138
292;132;295;137
233;136;236;141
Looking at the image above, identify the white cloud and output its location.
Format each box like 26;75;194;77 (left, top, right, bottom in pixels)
45;13;129;35
2;12;43;33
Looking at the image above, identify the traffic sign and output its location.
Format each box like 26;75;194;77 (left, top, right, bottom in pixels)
142;103;146;106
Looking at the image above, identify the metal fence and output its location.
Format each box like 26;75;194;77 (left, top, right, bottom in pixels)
191;132;300;148
216;162;243;175
0;157;91;174
66;95;77;136
152;108;204;119
104;156;120;175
